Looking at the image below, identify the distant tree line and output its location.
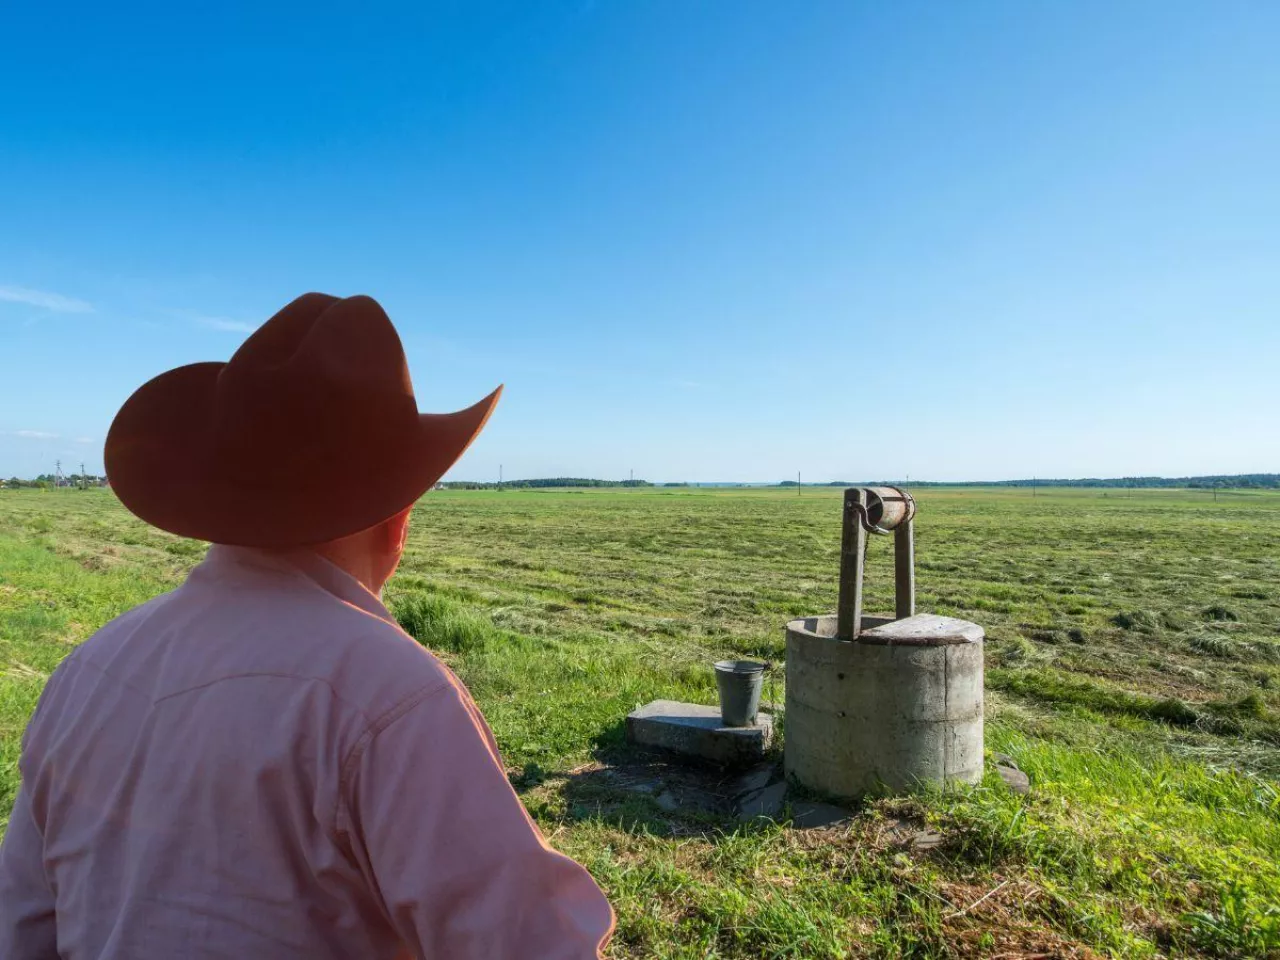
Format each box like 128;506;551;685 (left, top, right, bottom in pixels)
439;478;653;490
780;474;1280;490
3;474;107;490
930;474;1280;489
780;480;862;487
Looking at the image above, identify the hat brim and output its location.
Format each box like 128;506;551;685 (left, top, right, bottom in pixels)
106;363;501;547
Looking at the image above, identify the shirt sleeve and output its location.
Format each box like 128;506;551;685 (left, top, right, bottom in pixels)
0;784;59;960
339;677;615;959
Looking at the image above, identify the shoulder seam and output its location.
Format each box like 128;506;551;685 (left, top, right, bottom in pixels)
152;672;373;722
333;678;454;832
60;650;154;702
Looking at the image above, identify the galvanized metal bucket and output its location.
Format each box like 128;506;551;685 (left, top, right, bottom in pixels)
715;660;766;727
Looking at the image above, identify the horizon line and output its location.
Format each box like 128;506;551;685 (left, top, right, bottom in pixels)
442;471;1279;487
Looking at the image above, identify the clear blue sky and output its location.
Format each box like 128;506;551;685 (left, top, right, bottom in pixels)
2;1;1277;483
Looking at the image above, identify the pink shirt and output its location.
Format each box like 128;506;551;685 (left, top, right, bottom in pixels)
0;545;614;959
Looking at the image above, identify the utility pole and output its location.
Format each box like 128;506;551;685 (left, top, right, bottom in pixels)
80;461;86;490
798;471;801;496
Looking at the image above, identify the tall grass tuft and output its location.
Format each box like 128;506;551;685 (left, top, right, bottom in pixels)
391;591;495;654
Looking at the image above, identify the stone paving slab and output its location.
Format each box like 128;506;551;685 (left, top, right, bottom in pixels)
626;700;772;767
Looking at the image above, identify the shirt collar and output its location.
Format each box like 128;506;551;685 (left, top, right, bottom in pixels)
198;544;396;625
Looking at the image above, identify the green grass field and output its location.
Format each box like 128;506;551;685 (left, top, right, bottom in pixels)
2;486;1279;958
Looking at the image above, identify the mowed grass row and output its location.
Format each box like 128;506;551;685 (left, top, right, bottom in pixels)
2;486;1279;957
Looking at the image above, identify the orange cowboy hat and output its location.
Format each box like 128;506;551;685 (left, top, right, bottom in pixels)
105;293;501;547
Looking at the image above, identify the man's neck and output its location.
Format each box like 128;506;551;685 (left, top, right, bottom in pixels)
309;544;383;596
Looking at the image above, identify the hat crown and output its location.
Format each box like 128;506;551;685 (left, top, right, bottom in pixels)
221;293;413;400
212;294;419;473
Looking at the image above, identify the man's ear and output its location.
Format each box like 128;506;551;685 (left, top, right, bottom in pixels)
388;508;412;552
